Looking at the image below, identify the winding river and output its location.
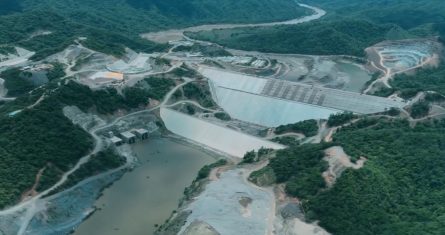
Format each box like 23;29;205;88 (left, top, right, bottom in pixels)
142;3;326;43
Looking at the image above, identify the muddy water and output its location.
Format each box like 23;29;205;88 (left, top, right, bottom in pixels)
73;138;216;235
337;62;371;92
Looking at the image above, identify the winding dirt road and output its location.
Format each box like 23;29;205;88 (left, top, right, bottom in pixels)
1;79;193;235
363;48;436;94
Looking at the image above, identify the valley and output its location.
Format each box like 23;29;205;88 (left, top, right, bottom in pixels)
0;1;444;235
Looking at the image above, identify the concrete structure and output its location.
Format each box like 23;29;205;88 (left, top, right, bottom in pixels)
110;136;123;146
251;59;267;68
200;67;405;115
133;129;149;140
120;131;136;144
259;79;405;114
161;107;285;158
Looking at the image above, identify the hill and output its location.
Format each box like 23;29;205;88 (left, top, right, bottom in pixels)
305;0;445;30
186;20;393;56
0;0;22;15
0;0;309;60
23;0;309;34
253;118;445;234
0;0;311;209
187;0;445;56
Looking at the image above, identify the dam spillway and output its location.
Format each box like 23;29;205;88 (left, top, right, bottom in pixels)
199;67;405;127
160;107;285;158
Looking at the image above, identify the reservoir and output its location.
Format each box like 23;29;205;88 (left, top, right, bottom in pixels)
73;137;217;235
336;62;372;92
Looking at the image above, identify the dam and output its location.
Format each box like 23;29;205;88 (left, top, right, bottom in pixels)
199;67;405;126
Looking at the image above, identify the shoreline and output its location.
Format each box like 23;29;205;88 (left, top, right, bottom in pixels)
71;134;226;235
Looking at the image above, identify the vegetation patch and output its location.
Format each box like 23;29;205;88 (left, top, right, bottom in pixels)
0;45;16;55
56;77;175;115
0;98;93;209
255;118;445;234
272;136;300;147
196;159;228;181
410;100;431;119
327;112;356;127
214;112;231;121
49;149;126;194
275;119;318;136
307;118;445;234
187;20;393;56
1;68;36;97
391;64;445;98
173;44;232;57
261;144;330;198
183;82;215;108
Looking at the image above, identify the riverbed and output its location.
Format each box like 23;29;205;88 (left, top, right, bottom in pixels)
73;138;217;235
142;4;326;43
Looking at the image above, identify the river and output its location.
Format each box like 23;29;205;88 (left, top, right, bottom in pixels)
142;3;326;43
73;138;217;235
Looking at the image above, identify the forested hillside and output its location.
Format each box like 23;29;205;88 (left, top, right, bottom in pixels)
0;0;308;60
187;20;393;56
305;0;445;30
253;118;445;234
390;64;445;98
0;0;22;15
311;119;445;234
24;0;308;33
188;0;445;56
0;69;178;208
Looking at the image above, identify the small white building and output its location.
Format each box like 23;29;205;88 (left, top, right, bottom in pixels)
110;136;123;146
133;129;149;140
120;131;136;144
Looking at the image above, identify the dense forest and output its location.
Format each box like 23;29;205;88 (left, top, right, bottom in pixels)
188;0;445;56
0;68;177;208
391;63;445;98
253;117;445;234
50;149;126;194
0;0;309;61
0;11;164;60
0;98;93;209
0;68;35;97
23;0;309;34
187;20;395;56
305;0;445;30
53;76;175;114
311;118;445;234
0;0;22;15
275;119;319;137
